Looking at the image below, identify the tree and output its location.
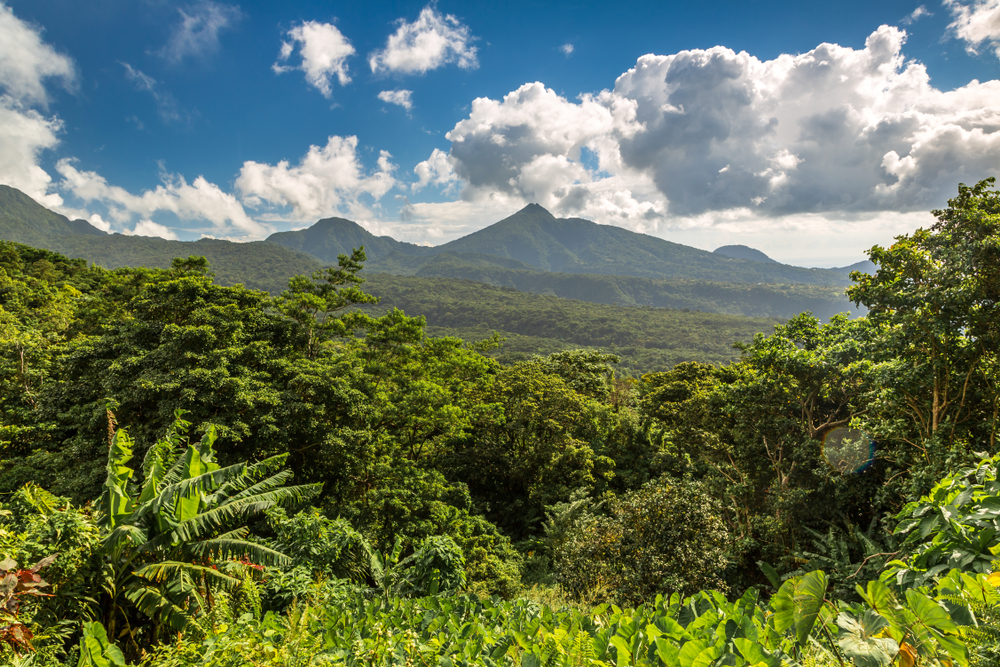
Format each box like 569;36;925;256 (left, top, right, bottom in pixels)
96;411;320;655
276;247;379;358
849;178;1000;488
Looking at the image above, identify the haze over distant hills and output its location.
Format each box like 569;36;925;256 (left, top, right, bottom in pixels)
0;184;863;320
268;203;858;286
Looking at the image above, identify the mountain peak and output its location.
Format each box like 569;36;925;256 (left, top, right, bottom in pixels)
516;203;555;218
713;244;777;263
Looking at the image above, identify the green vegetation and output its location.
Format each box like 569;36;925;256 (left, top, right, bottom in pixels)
360;273;785;373
1;178;1000;666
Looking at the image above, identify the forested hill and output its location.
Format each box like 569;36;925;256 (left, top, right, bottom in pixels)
0;185;324;293
269;202;857;285
0;185;107;245
266;215;434;262
0;185;859;320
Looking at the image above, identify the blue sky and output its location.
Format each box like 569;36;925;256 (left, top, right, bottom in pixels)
2;1;999;265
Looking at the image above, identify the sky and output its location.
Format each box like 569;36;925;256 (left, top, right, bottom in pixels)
1;0;999;266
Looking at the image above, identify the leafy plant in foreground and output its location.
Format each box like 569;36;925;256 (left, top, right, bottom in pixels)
96;411;321;654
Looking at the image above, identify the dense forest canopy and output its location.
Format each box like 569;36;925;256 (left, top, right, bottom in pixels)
2;179;1000;666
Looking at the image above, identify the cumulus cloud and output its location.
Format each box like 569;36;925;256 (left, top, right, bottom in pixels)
126;220;179;240
561;43;574;56
369;6;477;75
946;0;1000;59
274;21;355;97
56;159;269;238
156;1;242;63
429;25;1000;232
0;4;75;106
0;5;75;208
120;62;188;123
0;99;64;208
235;135;397;222
378;89;413;111
412;148;459;192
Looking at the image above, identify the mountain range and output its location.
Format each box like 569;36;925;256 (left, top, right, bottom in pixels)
0;184;863;319
268;203;861;286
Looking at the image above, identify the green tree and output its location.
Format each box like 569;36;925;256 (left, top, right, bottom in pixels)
96;412;319;655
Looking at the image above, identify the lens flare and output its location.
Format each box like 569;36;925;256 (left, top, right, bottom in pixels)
822;427;875;474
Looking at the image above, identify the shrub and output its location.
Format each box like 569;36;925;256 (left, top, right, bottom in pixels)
554;477;729;605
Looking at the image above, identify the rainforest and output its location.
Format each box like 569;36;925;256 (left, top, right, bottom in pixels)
2;179;1000;666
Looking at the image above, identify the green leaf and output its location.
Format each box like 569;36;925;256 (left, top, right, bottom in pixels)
771;570;829;646
835;611;898;667
733;637;782;667
757;560;781;589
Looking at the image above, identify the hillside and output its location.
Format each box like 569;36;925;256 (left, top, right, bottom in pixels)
713;244;777;263
272;202;856;286
266;216;433;262
0;185;107;245
360;273;782;374
0;185;322;293
364;255;858;320
0;185;860;319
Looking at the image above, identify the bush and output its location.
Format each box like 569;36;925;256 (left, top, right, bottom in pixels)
554;477;729;605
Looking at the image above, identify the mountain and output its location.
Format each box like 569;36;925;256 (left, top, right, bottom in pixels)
270;203;856;286
833;259;877;274
266;216;433;262
713;244;777;263
0;185;321;294
0;185;107;246
0;185;861;318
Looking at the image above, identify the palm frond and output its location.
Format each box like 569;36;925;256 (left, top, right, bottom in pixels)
134;561;241;589
126;585;205;637
101;524;148;557
209;470;294;507
150;462;248;510
185;539;291;568
212;455;290;500
218;482;322;510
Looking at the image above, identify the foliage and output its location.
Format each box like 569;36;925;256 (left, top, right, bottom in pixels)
887;451;1000;588
360;273;784;374
554;477;729;606
94;412;320;655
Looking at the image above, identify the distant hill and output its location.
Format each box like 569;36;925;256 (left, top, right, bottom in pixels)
0;185;321;293
833;259;877;274
266;216;433;262
713;245;777;263
0;185;107;246
360;274;783;374
363;253;859;320
271;203;856;286
0;185;861;319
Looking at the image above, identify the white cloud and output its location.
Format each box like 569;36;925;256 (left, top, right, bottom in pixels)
120;62;187;123
56;159;269;238
0;4;75;106
88;213;111;232
274;21;355;98
901;5;932;24
429;26;1000;235
0;6;74;208
412;148;459;192
561;43;574;56
235;135;397;222
945;0;1000;59
0;98;64;208
369;5;477;75
156;1;242;63
378;89;413;111
126;220;179;240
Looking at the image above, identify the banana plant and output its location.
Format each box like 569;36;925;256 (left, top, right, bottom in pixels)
96;410;321;654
